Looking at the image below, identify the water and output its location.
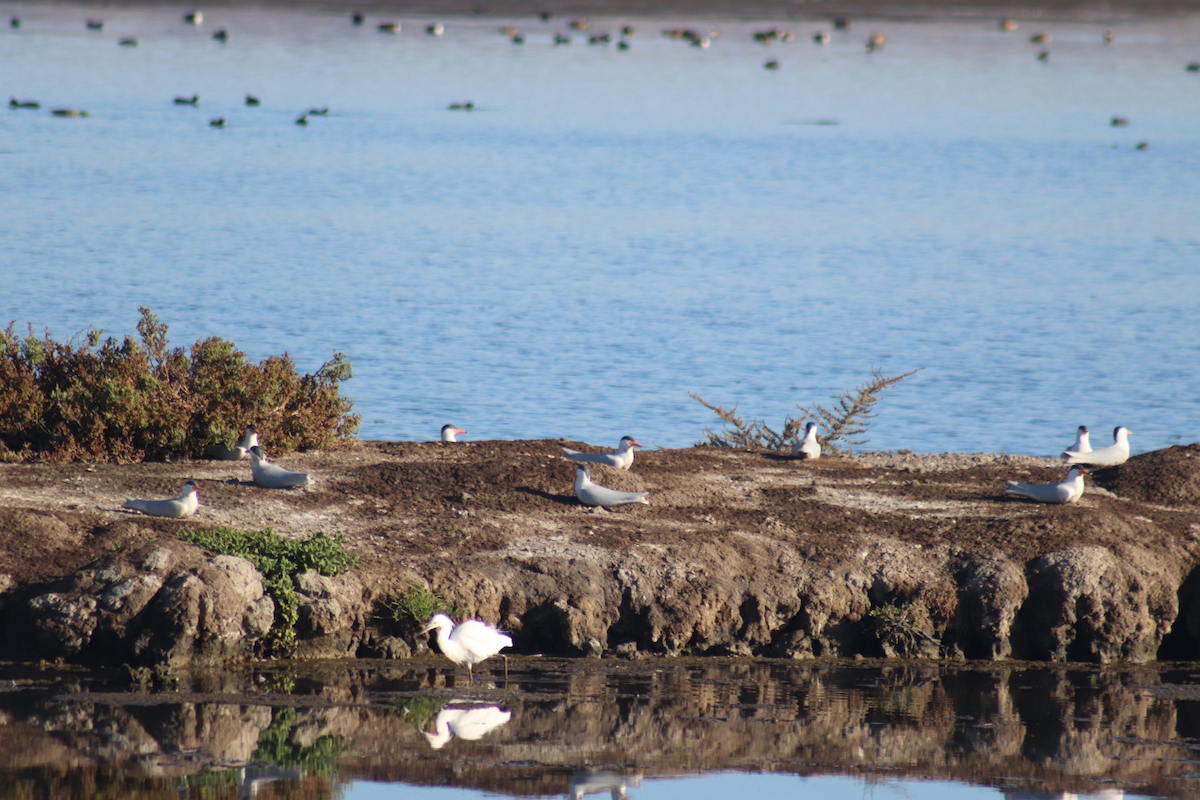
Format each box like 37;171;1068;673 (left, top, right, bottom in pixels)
2;5;1199;455
3;659;1199;800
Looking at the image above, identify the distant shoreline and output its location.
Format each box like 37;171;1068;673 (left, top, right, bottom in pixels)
11;0;1200;21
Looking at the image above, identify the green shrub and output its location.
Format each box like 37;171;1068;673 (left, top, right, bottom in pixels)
180;527;360;655
252;707;352;772
867;602;936;658
378;584;459;636
0;307;359;463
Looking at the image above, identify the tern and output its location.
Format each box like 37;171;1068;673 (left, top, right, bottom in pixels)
791;422;821;460
1063;426;1132;467
1063;425;1092;456
1005;467;1088;505
423;706;511;749
441;424;466;442
420;613;512;682
206;425;259;460
249;446;314;488
562;436;641;470
122;480;201;518
574;465;649;507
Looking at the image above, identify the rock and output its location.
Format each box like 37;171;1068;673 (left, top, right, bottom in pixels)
292;570;368;658
5;542;273;667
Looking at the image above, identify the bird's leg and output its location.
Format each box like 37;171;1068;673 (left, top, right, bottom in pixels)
467;665;473;686
503;654;508;680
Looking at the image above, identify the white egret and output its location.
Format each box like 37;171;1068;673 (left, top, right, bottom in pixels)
420;613;513;682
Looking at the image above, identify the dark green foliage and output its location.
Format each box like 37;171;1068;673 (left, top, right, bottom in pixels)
401;696;448;730
692;367;922;455
179;527;359;655
252;707;353;772
378;584;459;636
0;307;360;463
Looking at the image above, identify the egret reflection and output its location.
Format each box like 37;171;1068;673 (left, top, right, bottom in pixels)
423;704;512;750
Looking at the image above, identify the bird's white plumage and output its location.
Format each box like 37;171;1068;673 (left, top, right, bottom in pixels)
1063;425;1092;456
562;436;641;470
791;422;821;460
423;706;512;749
421;613;513;680
574;465;649;507
441;424;466;443
207;425;259;461
122;480;201;518
1005;467;1088;504
1062;426;1131;467
249;446;314;488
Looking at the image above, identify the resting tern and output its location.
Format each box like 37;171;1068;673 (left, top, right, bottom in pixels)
441;424;466;442
122;480;201;518
1005;467;1088;505
791;422;821;460
249;446;314;488
1063;425;1092;456
1063;426;1132;467
574;465;649;507
562;436;641;470
206;425;259;461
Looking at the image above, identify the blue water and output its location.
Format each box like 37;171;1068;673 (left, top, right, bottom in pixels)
3;5;1199;455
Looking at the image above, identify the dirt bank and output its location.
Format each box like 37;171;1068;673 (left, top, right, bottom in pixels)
0;440;1198;666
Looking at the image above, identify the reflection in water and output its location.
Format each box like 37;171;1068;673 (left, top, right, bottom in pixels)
423;704;512;750
569;769;642;799
2;661;1200;798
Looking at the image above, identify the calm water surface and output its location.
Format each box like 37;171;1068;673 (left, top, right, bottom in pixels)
4;659;1200;799
2;5;1199;454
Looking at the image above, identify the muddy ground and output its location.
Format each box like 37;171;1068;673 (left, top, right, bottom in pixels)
1;438;1197;606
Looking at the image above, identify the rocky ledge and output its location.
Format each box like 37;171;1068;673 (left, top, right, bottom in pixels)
0;440;1198;667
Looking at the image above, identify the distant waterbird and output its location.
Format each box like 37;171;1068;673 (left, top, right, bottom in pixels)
174;95;200;106
122;480;202;518
1005;467;1087;505
574;465;649;507
562;436;640;470
441;424;466;442
10;98;40;109
86;19;104;30
1062;426;1132;467
1063;425;1092;456
245;94;261;106
792;422;821;460
184;11;202;25
249;446;314;488
426;22;444;36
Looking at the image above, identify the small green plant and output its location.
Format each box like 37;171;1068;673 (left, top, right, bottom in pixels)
401;696;448;731
691;367;921;455
0;307;359;463
378;584;459;636
180;528;359;655
868;602;936;658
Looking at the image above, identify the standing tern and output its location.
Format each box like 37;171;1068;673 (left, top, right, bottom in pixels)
1005;467;1088;504
791;422;821;460
122;480;201;518
574;465;649;507
206;425;259;460
249;446;314;488
1062;425;1092;456
441;424;466;442
420;613;513;683
562;436;641;470
1062;426;1132;467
